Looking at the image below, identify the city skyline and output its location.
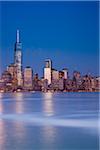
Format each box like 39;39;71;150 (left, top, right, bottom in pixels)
0;2;99;150
0;1;99;77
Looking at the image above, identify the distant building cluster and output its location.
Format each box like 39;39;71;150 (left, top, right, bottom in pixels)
0;30;100;93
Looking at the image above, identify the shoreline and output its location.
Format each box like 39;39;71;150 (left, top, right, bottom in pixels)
0;90;99;94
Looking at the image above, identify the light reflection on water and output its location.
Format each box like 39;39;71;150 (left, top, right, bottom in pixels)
0;93;3;114
0;101;3;114
0;92;99;150
13;93;24;114
42;125;56;145
43;92;54;116
0;93;5;149
0;120;5;150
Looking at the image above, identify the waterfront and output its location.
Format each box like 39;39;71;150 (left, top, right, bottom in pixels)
0;92;99;150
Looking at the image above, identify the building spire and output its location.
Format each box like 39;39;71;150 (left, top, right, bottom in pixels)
16;29;19;43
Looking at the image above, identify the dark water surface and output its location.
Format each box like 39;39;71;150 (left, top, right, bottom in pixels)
0;92;99;150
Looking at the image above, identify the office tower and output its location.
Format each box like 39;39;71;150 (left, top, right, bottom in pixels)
58;78;64;91
0;79;5;91
45;59;52;68
40;78;48;92
44;59;52;85
73;71;81;80
7;63;17;79
52;69;59;80
95;77;100;91
33;73;39;81
1;71;13;92
24;67;33;90
33;74;42;91
1;71;12;83
73;71;82;90
59;71;64;79
62;68;68;79
14;30;23;86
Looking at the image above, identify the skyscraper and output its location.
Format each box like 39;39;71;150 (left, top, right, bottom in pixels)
24;67;33;90
44;59;52;85
62;68;68;79
52;69;59;80
14;30;23;86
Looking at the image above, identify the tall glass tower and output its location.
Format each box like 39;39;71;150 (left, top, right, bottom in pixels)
14;30;23;86
44;59;52;85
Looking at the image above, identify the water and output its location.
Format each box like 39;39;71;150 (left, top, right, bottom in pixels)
0;92;99;150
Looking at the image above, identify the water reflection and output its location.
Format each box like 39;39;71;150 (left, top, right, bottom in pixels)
13;93;26;143
43;92;54;116
13;93;24;114
0;120;6;150
42;125;56;145
0;93;3;99
0;94;3;114
13;121;26;142
42;93;56;145
0;94;6;150
0;93;6;149
0;100;3;115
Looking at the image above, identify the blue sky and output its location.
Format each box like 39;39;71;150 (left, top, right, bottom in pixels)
0;1;99;77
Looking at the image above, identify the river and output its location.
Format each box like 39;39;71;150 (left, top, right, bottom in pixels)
0;92;99;150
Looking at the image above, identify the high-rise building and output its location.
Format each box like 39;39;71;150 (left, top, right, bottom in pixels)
73;71;81;80
52;69;59;80
24;67;33;90
59;71;64;79
1;71;13;92
7;63;18;90
45;59;52;68
1;71;12;83
58;78;64;91
44;59;52;85
33;73;39;80
14;30;23;86
7;63;17;79
62;68;68;79
33;74;42;91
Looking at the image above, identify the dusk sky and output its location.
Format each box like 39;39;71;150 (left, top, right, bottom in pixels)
0;1;99;77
